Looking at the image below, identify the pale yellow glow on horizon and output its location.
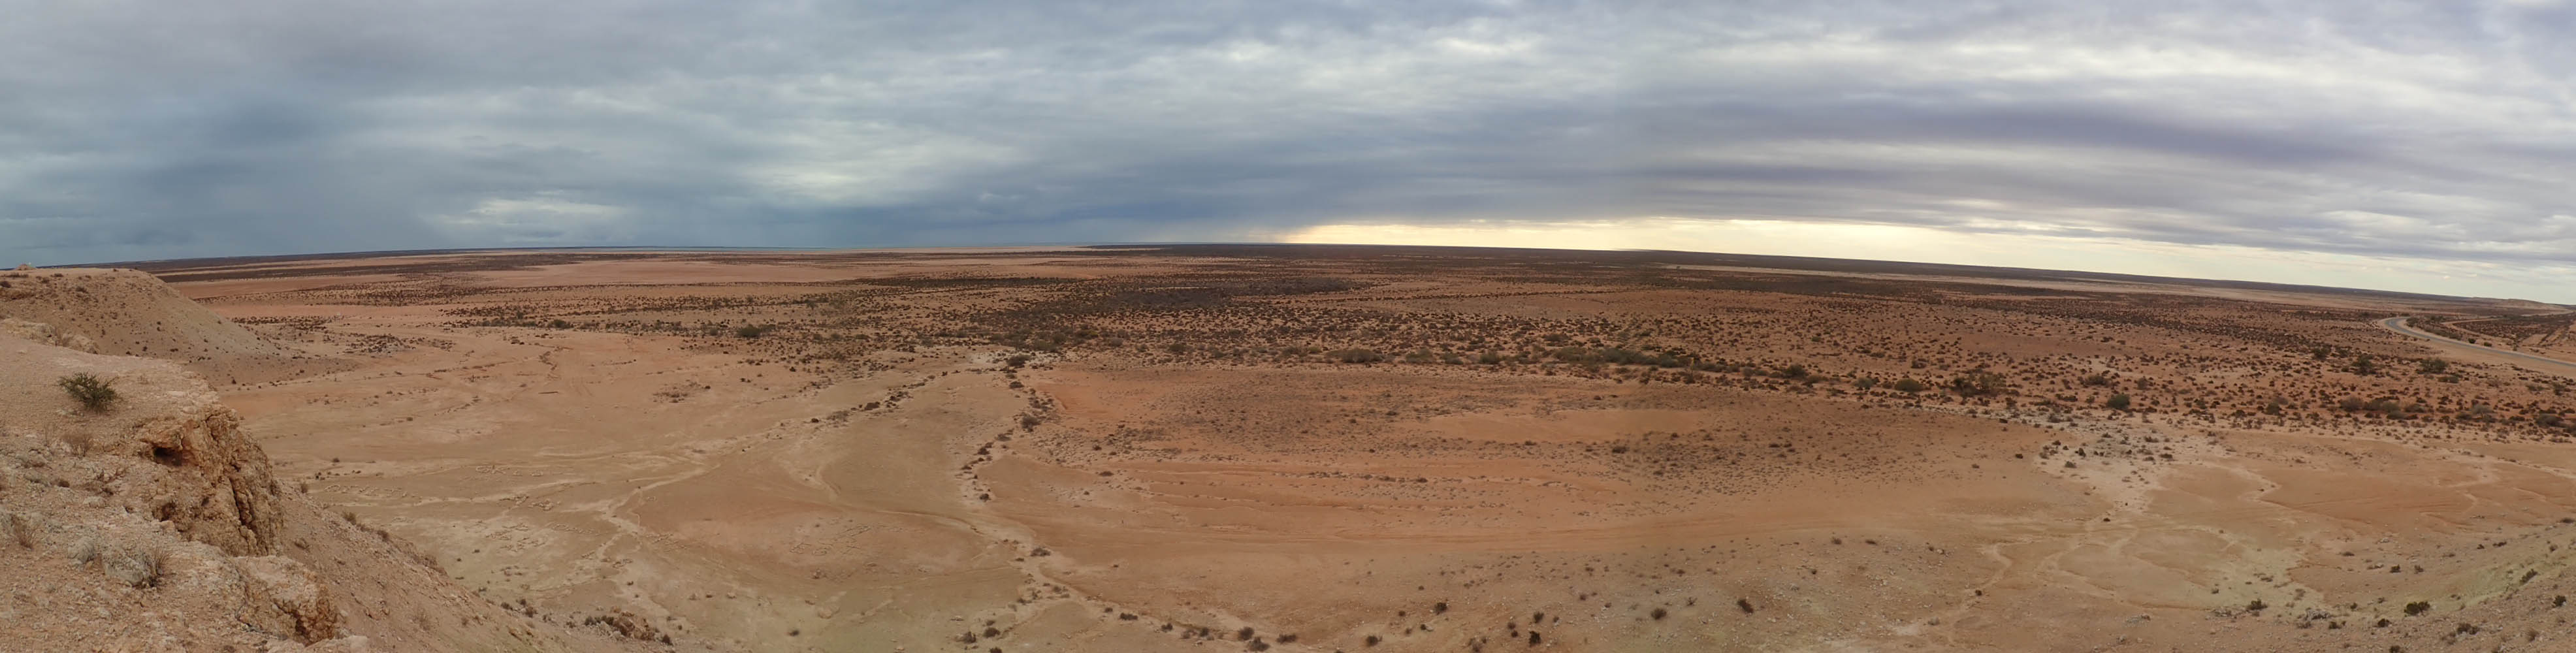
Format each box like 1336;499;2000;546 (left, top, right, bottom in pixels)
1269;218;2576;303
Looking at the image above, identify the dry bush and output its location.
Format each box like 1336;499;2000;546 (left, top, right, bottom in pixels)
1948;370;2008;396
1;510;35;549
58;430;95;456
1329;349;1384;364
69;535;99;565
56;373;119;412
103;545;163;588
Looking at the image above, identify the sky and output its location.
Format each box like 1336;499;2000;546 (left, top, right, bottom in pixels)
2;1;2572;302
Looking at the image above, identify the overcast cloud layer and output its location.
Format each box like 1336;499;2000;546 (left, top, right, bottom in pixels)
3;1;2572;299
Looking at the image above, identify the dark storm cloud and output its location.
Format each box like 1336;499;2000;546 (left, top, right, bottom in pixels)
3;0;2571;271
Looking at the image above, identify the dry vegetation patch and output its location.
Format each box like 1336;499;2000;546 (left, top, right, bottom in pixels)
106;246;2576;652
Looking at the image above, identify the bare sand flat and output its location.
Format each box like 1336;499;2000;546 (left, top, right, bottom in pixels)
23;245;2572;652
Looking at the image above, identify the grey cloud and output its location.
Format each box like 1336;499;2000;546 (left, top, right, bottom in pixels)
1;0;2571;285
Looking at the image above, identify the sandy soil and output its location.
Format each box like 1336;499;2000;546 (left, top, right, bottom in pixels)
1;268;661;653
34;245;2576;652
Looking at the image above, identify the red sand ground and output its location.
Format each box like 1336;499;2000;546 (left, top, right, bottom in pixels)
14;246;2576;652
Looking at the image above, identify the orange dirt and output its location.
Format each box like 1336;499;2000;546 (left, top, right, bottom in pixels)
16;246;2576;652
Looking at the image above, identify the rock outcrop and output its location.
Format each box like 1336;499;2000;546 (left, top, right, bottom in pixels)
0;316;95;351
125;390;287;555
0;271;649;652
3;330;285;556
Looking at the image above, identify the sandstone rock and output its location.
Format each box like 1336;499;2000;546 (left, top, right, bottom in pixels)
236;556;344;643
0;317;94;353
118;395;285;555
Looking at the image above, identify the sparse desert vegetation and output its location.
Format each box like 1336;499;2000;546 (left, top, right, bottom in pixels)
10;246;2576;652
56;372;118;412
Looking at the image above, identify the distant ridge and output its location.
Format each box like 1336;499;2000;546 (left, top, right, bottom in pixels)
57;242;2563;311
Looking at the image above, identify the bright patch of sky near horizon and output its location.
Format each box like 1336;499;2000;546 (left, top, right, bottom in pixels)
1276;219;2576;302
2;1;2573;302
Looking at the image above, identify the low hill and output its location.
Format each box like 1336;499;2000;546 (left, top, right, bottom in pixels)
1;266;338;384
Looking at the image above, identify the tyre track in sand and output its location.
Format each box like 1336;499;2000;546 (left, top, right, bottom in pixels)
2377;316;2576;379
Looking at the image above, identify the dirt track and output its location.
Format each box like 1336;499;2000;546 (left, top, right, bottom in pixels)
2377;315;2576;379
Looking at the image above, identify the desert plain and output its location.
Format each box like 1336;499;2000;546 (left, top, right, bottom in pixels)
10;244;2576;652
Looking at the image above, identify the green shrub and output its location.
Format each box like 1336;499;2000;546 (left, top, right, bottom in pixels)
1891;379;1929;393
2105;394;2131;411
734;325;772;338
57;374;118;412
